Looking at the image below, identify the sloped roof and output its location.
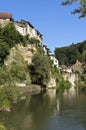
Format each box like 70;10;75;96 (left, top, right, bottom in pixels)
21;19;34;28
0;12;12;19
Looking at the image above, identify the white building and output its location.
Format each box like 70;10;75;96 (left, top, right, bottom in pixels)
0;12;60;67
50;54;59;68
14;20;43;44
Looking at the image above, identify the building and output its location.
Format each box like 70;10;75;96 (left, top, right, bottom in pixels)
50;54;59;68
14;20;43;44
0;12;59;67
0;12;12;26
0;12;43;45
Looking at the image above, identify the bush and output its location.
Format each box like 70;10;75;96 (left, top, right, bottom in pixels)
0;123;7;130
56;73;71;92
1;99;10;110
0;23;27;66
0;88;10;110
5;84;19;102
29;52;51;87
0;67;11;85
0;83;20;110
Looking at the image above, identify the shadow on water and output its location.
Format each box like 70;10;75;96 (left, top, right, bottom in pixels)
0;88;86;130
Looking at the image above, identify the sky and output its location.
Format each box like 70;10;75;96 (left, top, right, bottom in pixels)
0;0;86;53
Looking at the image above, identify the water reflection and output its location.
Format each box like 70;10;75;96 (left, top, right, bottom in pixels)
0;88;86;130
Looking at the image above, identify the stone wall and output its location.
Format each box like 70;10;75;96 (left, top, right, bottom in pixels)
0;19;10;27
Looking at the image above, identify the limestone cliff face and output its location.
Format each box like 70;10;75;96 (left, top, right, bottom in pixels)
47;77;56;88
4;44;57;88
5;44;36;66
15;44;36;64
71;60;83;73
63;73;78;86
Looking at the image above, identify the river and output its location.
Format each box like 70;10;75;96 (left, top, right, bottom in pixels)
0;88;86;130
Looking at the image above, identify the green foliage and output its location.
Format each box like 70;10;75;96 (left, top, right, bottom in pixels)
0;67;11;85
29;37;40;45
82;50;86;72
8;52;28;82
5;84;19;102
56;74;71;92
55;41;86;66
0;123;7;130
29;52;51;87
0;42;9;66
0;83;20;110
0;88;6;102
62;0;86;18
0;98;10;110
0;87;10;110
2;23;25;47
78;81;86;91
0;47;29;110
0;23;27;66
0;52;29;84
77;73;86;91
36;46;45;55
82;50;86;62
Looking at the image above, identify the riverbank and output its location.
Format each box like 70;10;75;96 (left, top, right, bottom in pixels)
18;84;41;94
0;84;42;112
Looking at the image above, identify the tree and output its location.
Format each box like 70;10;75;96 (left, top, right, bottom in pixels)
62;0;86;18
54;41;86;66
82;50;86;61
7;52;28;82
0;23;27;66
3;23;25;47
82;50;86;72
0;42;9;66
29;53;51;87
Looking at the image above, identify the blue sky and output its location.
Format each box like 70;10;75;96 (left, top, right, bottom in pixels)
0;0;86;52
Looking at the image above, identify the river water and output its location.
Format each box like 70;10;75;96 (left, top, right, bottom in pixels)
0;89;86;130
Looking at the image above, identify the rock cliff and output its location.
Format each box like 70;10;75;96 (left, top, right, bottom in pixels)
4;44;57;89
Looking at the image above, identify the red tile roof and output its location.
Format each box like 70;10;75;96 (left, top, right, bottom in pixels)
0;12;12;19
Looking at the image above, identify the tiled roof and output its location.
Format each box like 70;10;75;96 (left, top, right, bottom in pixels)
0;12;12;19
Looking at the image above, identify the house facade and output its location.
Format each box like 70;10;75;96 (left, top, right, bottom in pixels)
0;12;59;68
0;12;43;45
50;54;59;68
14;20;43;44
0;12;12;26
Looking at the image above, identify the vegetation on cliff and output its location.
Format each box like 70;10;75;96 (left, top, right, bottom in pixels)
55;41;86;91
0;22;72;111
29;52;51;87
0;23;31;110
55;41;86;69
77;74;86;91
0;23;27;66
0;122;7;130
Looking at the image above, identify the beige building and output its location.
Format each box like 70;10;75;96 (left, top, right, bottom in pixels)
0;12;43;44
0;12;12;26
